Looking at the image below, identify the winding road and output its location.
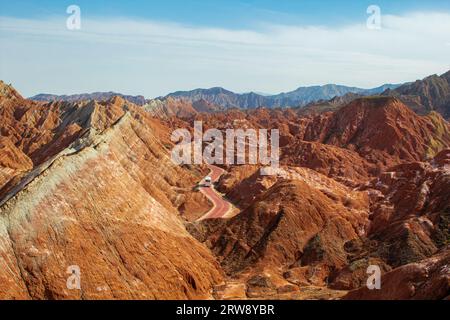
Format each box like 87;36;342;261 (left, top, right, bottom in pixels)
197;164;234;221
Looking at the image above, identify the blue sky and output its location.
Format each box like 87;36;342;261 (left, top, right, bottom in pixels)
1;0;450;97
3;0;450;28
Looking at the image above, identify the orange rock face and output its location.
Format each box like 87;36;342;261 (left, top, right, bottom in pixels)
184;97;450;299
200;167;369;280
343;248;450;300
0;136;33;190
1;80;449;300
0;82;223;299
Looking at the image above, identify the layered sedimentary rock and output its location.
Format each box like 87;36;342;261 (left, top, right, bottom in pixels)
200;167;370;279
1;79;449;300
189;98;450;299
385;70;450;119
0;136;33;189
300;97;450;168
343;248;450;300
0;83;222;299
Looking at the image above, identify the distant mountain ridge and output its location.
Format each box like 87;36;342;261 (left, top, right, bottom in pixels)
30;92;147;106
163;87;268;109
164;83;401;109
30;83;401;110
383;70;450;118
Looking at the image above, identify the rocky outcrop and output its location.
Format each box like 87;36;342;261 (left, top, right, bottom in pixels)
0;84;222;299
385;70;450;119
2;79;450;300
362;149;450;266
343;247;450;300
190;97;450;299
281;141;376;185
302;97;450;168
204;167;370;280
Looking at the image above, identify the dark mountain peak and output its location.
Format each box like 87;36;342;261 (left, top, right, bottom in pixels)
208;87;233;94
245;91;263;97
441;69;450;81
168;87;234;97
422;74;441;82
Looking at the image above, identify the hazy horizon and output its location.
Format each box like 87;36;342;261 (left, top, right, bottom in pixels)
1;0;450;97
25;80;410;99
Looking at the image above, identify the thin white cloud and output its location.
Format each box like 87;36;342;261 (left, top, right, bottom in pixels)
0;12;449;97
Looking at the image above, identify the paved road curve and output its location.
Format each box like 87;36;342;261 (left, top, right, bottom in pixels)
197;164;233;221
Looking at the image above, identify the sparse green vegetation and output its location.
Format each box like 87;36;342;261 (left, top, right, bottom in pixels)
301;235;325;265
349;258;368;272
433;208;450;248
425;111;449;158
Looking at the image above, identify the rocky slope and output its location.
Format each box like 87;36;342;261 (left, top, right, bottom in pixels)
191;150;450;299
165;87;269;109
164;70;450;117
2;79;449;300
0;82;222;299
0;136;33;190
343;247;449;300
186;97;450;299
177;96;450;183
297;97;450;173
269;84;399;108
384;70;450;119
206;166;370;273
143;97;221;120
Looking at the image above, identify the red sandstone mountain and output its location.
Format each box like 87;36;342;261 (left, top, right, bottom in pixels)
343;247;449;300
0;136;33;190
144;97;221;120
0;82;222;299
191;150;450;299
175;97;450;182
1;80;449;300
186;97;450;299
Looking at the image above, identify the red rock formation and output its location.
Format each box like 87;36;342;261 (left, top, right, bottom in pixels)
343;247;449;300
178;97;450;183
362;149;450;267
0;136;33;192
2;80;450;300
188;98;450;299
216;165;270;209
0;83;223;299
281;140;375;185
204;167;369;279
302;97;450;167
